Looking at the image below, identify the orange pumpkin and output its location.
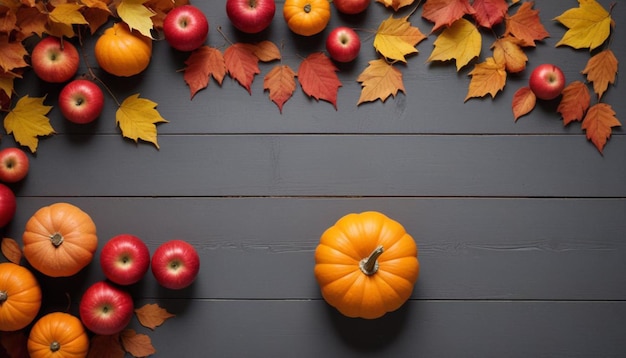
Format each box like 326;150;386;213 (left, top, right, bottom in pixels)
28;312;89;358
283;0;331;36
94;22;152;77
314;211;420;319
0;262;42;331
23;202;98;277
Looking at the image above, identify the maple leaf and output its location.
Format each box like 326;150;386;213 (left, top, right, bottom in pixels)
505;2;549;47
15;7;48;37
491;35;528;73
0;72;17;98
46;3;89;38
356;59;404;105
224;43;261;94
376;0;415;11
82;1;113;35
116;94;168;149
511;86;536;121
264;64;296;113
117;0;156;38
183;46;226;99
422;0;476;32
242;40;281;62
297;52;342;109
0;35;28;72
582;103;620;154
374;15;426;63
135;303;176;330
582;49;618;99
427;18;481;71
557;81;591;126
472;0;508;29
554;0;613;51
3;95;54;153
120;329;157;357
1;237;22;264
465;57;506;101
87;334;126;358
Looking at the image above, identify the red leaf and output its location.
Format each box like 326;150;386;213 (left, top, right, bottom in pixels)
581;103;621;154
183;46;226;99
472;0;508;29
135;303;175;330
224;43;261;94
512;86;536;121
505;2;550;47
297;52;342;109
0;330;29;358
422;0;476;32
264;64;297;113
120;329;156;357
557;81;591;126
87;334;125;358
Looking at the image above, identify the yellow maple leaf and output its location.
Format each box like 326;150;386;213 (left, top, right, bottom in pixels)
117;0;156;38
356;59;405;105
3;95;54;153
116;94;168;148
47;3;88;37
376;0;415;11
427;18;481;71
374;15;426;63
491;35;527;73
0;74;15;97
582;49;618;99
465;57;506;101
554;0;613;51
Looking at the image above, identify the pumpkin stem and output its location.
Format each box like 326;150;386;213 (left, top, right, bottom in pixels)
50;233;64;247
0;290;7;302
359;245;384;276
304;3;311;13
50;341;61;352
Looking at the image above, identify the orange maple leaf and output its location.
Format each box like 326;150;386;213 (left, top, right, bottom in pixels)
376;0;415;11
241;40;281;62
356;59;404;105
557;81;591;126
224;43;261;94
582;49;618;99
264;64;296;113
120;329;156;357
472;0;508;29
184;45;226;99
135;303;175;330
87;334;126;358
297;52;342;109
422;0;476;33
0;35;28;72
15;7;48;38
491;35;527;73
581;103;621;154
512;86;536;121
465;57;506;101
505;2;549;47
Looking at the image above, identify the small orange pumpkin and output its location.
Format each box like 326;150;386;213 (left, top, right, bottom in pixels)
27;312;89;358
0;262;42;331
283;0;331;36
23;202;98;277
314;211;420;319
94;22;152;77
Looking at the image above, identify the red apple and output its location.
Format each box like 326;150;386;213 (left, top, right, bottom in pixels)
0;183;16;228
31;36;79;83
163;5;209;52
0;147;29;183
528;63;566;100
79;281;134;335
326;26;361;63
333;0;370;14
58;79;104;124
226;0;276;34
100;234;151;286
151;239;199;290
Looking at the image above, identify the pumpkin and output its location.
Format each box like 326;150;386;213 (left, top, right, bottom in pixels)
94;22;152;77
28;312;89;358
314;211;420;319
23;202;98;277
283;0;331;36
0;262;42;331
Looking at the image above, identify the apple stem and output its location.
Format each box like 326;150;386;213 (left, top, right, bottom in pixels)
50;233;64;247
216;26;234;46
359;245;384;276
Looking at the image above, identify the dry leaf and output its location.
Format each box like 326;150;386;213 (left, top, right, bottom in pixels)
3;95;54;153
263;64;296;113
120;329;157;357
356;59;404;105
224;43;261;94
374;15;426;63
581;103;621;154
376;0;415;11
512;86;536;121
135;303;176;330
554;0;613;51
1;237;22;264
297;52;342;109
116;94;168;149
472;0;508;29
117;0;156;38
427;18;481;71
465;57;506;101
243;40;281;62
0;330;29;358
422;0;476;33
557;81;591;126
183;46;226;99
504;2;549;47
582;49;618;99
491;35;528;73
0;35;28;72
87;334;126;358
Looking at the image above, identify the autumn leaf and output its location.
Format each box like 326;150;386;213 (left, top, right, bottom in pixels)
135;303;176;330
243;40;281;62
581;103;620;154
82;0;113;34
505;2;549;47
120;329;156;357
264;64;296;113
472;0;508;29
87;334;126;358
46;3;88;37
557;81;591;126
465;57;506;101
0;330;29;358
422;0;476;33
297;52;342;109
224;43;261;94
582;49;618;99
117;0;156;38
511;86;536;121
374;15;426;63
15;7;48;38
376;0;415;11
116;94;168;149
0;35;28;72
427;18;481;71
3;95;54;153
1;237;22;264
491;35;527;73
0;72;17;98
183;46;226;99
356;59;404;105
554;0;613;51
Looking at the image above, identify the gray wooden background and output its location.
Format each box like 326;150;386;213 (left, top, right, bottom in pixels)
2;0;625;357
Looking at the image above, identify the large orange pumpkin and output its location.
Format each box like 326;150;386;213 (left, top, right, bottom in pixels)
94;22;152;77
0;262;42;331
283;0;331;36
314;211;420;319
27;312;89;358
23;202;98;277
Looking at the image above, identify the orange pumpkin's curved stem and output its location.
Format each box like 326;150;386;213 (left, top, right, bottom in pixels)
50;233;64;247
50;341;61;352
0;290;7;302
359;246;384;276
